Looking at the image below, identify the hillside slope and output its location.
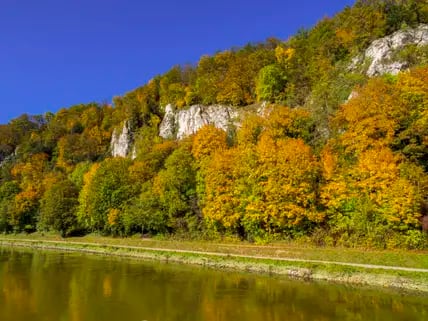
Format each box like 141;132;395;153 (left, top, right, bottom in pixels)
0;0;427;248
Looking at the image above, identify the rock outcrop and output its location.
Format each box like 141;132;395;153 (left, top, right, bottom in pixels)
351;24;428;76
110;121;133;158
110;104;244;157
159;104;239;140
112;26;428;157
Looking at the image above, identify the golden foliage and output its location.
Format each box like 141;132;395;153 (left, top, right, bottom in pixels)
275;46;295;65
107;208;120;227
320;145;337;181
202;148;241;229
264;105;312;140
192;125;228;161
336;79;398;154
254;134;322;227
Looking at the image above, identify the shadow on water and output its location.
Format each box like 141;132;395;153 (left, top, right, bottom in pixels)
0;247;427;321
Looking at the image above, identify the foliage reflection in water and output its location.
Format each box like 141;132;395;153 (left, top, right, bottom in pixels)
0;248;427;321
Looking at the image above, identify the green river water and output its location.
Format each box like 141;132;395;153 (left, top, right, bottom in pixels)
0;247;427;321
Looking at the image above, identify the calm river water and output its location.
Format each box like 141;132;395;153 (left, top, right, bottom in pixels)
0;247;427;321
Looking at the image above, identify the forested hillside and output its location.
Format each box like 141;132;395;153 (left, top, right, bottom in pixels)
1;0;428;249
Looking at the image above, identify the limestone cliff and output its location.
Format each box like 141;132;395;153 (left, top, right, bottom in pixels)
110;121;133;158
111;25;428;157
351;24;428;76
159;104;240;140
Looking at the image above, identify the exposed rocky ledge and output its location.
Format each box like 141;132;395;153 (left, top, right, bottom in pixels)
110;121;133;158
159;104;240;140
111;25;428;158
110;104;244;158
351;24;428;76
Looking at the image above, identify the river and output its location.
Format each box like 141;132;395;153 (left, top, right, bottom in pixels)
0;247;427;321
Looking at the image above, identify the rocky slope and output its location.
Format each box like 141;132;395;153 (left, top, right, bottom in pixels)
159;104;240;140
352;24;428;76
110;121;133;158
111;24;428;158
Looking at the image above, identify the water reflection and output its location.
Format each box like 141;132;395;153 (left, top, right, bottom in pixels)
0;248;427;321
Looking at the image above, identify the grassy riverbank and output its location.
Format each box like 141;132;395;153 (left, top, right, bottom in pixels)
1;233;428;293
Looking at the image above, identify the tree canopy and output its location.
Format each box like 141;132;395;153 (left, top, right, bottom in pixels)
0;0;427;248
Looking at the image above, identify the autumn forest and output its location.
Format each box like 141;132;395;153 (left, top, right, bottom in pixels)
1;0;428;249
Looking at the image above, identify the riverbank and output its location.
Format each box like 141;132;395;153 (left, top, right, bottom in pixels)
1;234;428;293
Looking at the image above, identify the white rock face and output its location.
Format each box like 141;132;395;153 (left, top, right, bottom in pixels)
111;121;133;157
111;104;245;157
352;24;428;76
159;104;239;139
158;104;176;139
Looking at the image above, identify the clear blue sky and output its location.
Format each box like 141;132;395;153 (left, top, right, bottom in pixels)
0;0;354;124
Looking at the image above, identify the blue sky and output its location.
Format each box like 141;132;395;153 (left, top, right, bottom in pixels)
0;0;354;124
